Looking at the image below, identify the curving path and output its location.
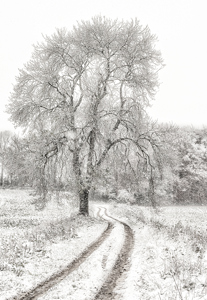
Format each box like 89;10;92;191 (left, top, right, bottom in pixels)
8;206;134;300
94;207;134;300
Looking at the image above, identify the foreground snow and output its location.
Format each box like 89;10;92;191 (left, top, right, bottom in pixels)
0;191;108;299
38;208;125;300
2;190;207;299
107;203;207;300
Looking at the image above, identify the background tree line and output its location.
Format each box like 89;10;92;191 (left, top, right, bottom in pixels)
1;125;207;206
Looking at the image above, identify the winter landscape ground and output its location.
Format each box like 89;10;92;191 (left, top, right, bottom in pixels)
1;190;207;300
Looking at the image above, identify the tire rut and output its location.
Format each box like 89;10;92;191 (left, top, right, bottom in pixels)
94;207;134;300
8;208;113;300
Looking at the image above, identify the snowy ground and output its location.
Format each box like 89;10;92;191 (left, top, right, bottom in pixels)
1;190;207;299
107;203;207;300
0;190;108;299
38;208;125;300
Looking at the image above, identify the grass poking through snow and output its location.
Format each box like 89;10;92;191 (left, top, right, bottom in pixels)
0;190;107;299
105;202;207;299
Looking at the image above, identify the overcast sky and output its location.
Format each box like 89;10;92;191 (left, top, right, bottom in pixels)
0;0;207;131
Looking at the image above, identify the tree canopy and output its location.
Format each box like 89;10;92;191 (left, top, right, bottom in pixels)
7;16;163;214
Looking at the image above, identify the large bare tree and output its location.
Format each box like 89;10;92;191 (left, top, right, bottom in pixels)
7;16;163;214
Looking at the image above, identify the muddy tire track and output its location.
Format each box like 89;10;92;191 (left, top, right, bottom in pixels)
94;207;134;300
8;208;113;300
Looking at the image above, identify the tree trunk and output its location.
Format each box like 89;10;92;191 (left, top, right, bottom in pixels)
79;188;89;215
72;144;90;216
0;161;4;187
149;175;156;208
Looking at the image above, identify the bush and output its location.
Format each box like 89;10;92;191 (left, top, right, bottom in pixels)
117;189;135;204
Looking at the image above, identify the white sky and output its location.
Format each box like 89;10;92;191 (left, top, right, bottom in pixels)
0;0;207;131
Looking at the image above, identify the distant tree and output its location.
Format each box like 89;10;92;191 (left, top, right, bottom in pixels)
7;16;163;214
0;131;13;186
4;134;33;186
173;127;207;203
148;123;180;204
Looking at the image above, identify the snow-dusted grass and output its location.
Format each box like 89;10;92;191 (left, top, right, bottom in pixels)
3;190;207;299
104;201;207;299
140;206;207;256
0;190;107;300
0;190;78;276
138;205;207;228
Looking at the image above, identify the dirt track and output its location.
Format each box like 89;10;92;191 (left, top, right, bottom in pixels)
94;207;134;300
8;207;134;300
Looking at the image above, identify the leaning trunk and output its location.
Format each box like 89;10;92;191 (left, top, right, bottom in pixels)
79;188;89;215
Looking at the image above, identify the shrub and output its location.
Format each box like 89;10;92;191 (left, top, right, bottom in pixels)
116;189;136;204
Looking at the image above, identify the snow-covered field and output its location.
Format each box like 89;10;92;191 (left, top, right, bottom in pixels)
0;190;108;299
1;190;207;300
107;202;207;299
38;215;124;300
